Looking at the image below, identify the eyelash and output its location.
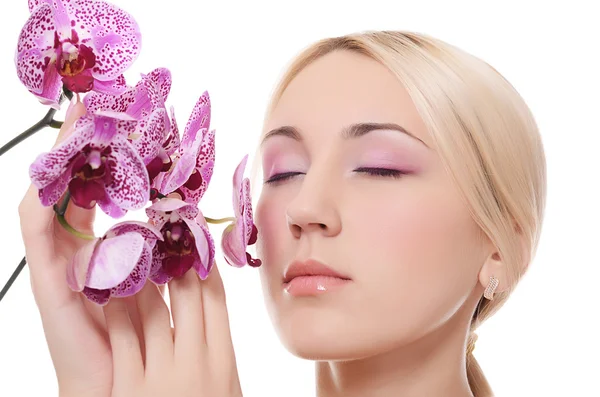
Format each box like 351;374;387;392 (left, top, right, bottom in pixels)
264;167;405;185
354;167;405;179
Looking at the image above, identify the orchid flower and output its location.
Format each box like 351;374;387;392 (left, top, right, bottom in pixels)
29;111;153;218
67;221;162;306
17;0;141;108
84;68;172;174
154;91;214;205
146;198;215;283
222;155;261;268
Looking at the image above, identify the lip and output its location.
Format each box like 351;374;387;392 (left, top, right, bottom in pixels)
283;259;351;296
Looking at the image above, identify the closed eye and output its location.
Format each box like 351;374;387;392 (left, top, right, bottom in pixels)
264;171;304;185
354;167;406;179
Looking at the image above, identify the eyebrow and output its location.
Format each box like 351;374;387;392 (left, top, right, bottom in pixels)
261;122;429;148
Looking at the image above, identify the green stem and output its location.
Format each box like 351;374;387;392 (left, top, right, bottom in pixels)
56;213;96;241
0;87;72;157
204;216;236;224
49;120;63;129
55;191;71;216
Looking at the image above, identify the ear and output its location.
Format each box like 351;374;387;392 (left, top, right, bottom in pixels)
478;251;509;295
478;225;530;296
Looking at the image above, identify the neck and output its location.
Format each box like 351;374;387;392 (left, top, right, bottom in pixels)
315;318;474;397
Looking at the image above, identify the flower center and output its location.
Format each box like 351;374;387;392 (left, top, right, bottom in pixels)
68;145;113;209
157;221;197;277
54;30;96;93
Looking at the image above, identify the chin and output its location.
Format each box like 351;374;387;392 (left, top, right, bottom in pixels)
272;305;390;362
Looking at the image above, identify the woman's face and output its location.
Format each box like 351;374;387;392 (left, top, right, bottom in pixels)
255;50;489;360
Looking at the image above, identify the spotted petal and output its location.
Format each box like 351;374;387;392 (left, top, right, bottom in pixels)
110;242;152;297
180;213;213;277
107;221;163;244
15;4;60;105
84;86;138;115
103;134;150;211
98;195;127;218
164;106;181;156
91;74;127;96
29;115;95;189
131;107;168;165
62;0;142;80
38;161;74;206
144;68;172;103
178;129;215;205
181;91;210;151
87;232;145;290
149;244;172;285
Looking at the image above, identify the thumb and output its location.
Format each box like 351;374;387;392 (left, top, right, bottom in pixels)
54;96;87;146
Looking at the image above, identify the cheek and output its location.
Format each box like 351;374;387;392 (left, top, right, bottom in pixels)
346;181;483;329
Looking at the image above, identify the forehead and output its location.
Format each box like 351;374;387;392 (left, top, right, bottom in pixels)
266;50;430;146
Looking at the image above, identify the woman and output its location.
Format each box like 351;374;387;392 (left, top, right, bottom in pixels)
18;31;546;397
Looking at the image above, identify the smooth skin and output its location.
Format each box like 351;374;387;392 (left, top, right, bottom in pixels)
19;98;242;397
255;50;508;397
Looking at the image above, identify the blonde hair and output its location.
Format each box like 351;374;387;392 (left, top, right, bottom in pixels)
256;30;546;397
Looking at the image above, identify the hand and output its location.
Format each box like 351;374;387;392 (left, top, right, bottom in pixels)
18;98;146;397
104;263;243;397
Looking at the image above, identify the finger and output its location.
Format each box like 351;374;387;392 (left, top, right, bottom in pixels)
201;263;234;352
19;97;88;252
136;281;173;371
104;297;144;382
124;296;146;365
55;97;87;145
57;99;96;234
169;269;205;357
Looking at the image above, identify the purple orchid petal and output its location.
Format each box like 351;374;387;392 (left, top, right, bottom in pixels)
161;149;201;194
84;87;137;115
91;74;127;96
180;213;213;274
145;68;172;103
29;115;95;189
131;107;168;165
86;232;145;290
148;197;189;213
194;222;215;280
28;0;47;13
181;91;210;150
107;221;163;245
232;155;248;215
149;244;172;285
178;129;215;204
82;287;111;306
145;198;191;230
62;0;141;80
164;106;181;156
110;241;152;298
240;178;254;244
97;195;127;218
146;208;171;230
67;239;99;292
222;222;247;267
90;115;120;147
104;134;150;211
15;4;60;103
222;155;256;268
38;161;74;206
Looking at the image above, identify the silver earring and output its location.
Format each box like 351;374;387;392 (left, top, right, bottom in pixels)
483;276;499;300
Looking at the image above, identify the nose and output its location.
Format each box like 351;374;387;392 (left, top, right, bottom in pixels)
285;172;342;238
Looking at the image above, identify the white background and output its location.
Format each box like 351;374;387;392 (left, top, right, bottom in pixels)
0;0;598;396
